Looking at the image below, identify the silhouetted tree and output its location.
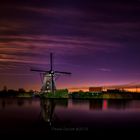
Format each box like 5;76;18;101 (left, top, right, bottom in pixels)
18;88;26;93
2;86;7;92
7;89;18;96
28;89;34;93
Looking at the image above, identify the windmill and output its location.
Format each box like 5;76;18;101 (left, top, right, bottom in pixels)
31;53;71;94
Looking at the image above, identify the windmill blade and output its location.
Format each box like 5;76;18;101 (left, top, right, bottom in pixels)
30;68;49;73
55;71;71;75
50;53;53;71
40;73;43;84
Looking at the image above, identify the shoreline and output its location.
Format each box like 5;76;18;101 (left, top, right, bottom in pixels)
1;92;140;100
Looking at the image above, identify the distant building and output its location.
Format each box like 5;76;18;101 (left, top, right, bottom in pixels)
89;87;103;93
107;89;121;93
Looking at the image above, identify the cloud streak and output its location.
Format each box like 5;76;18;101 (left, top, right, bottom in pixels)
97;68;112;72
0;34;124;66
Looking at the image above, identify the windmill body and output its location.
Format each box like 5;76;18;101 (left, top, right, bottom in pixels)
41;73;56;93
31;53;71;94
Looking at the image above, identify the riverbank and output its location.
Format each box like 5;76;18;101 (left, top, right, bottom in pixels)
40;91;140;99
1;91;140;99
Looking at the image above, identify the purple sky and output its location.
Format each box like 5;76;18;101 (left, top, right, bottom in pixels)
0;0;140;90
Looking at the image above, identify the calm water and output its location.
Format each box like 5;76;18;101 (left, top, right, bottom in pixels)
0;98;140;134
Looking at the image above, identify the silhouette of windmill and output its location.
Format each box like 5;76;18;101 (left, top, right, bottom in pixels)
31;53;71;94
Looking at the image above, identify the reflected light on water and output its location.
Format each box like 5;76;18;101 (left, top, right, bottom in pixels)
1;98;140;134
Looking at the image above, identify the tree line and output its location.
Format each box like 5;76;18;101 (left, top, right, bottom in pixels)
0;86;34;97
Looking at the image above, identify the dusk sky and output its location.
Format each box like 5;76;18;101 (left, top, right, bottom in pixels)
0;0;140;90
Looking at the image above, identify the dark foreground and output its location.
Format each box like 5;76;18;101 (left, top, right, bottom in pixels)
0;98;140;136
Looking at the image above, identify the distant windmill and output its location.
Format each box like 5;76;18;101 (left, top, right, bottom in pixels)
31;53;71;94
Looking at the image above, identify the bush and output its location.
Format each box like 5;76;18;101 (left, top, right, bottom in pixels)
41;89;69;98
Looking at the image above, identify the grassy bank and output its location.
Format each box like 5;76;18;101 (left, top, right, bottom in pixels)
40;89;69;98
17;93;34;98
69;91;140;99
1;90;140;99
39;91;140;99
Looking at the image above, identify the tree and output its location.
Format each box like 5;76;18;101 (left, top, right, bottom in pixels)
18;88;26;93
28;89;34;93
2;86;7;92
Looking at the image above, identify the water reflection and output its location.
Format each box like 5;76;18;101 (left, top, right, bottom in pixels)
0;98;139;113
39;99;68;126
39;99;140;131
0;98;34;109
89;99;131;111
89;100;103;110
0;98;140;133
39;99;140;126
40;99;55;125
107;100;129;110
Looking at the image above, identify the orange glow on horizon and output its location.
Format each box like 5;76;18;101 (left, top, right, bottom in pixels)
124;88;140;93
68;87;140;93
68;87;89;92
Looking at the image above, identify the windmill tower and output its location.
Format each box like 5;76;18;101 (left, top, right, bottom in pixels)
31;53;71;94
